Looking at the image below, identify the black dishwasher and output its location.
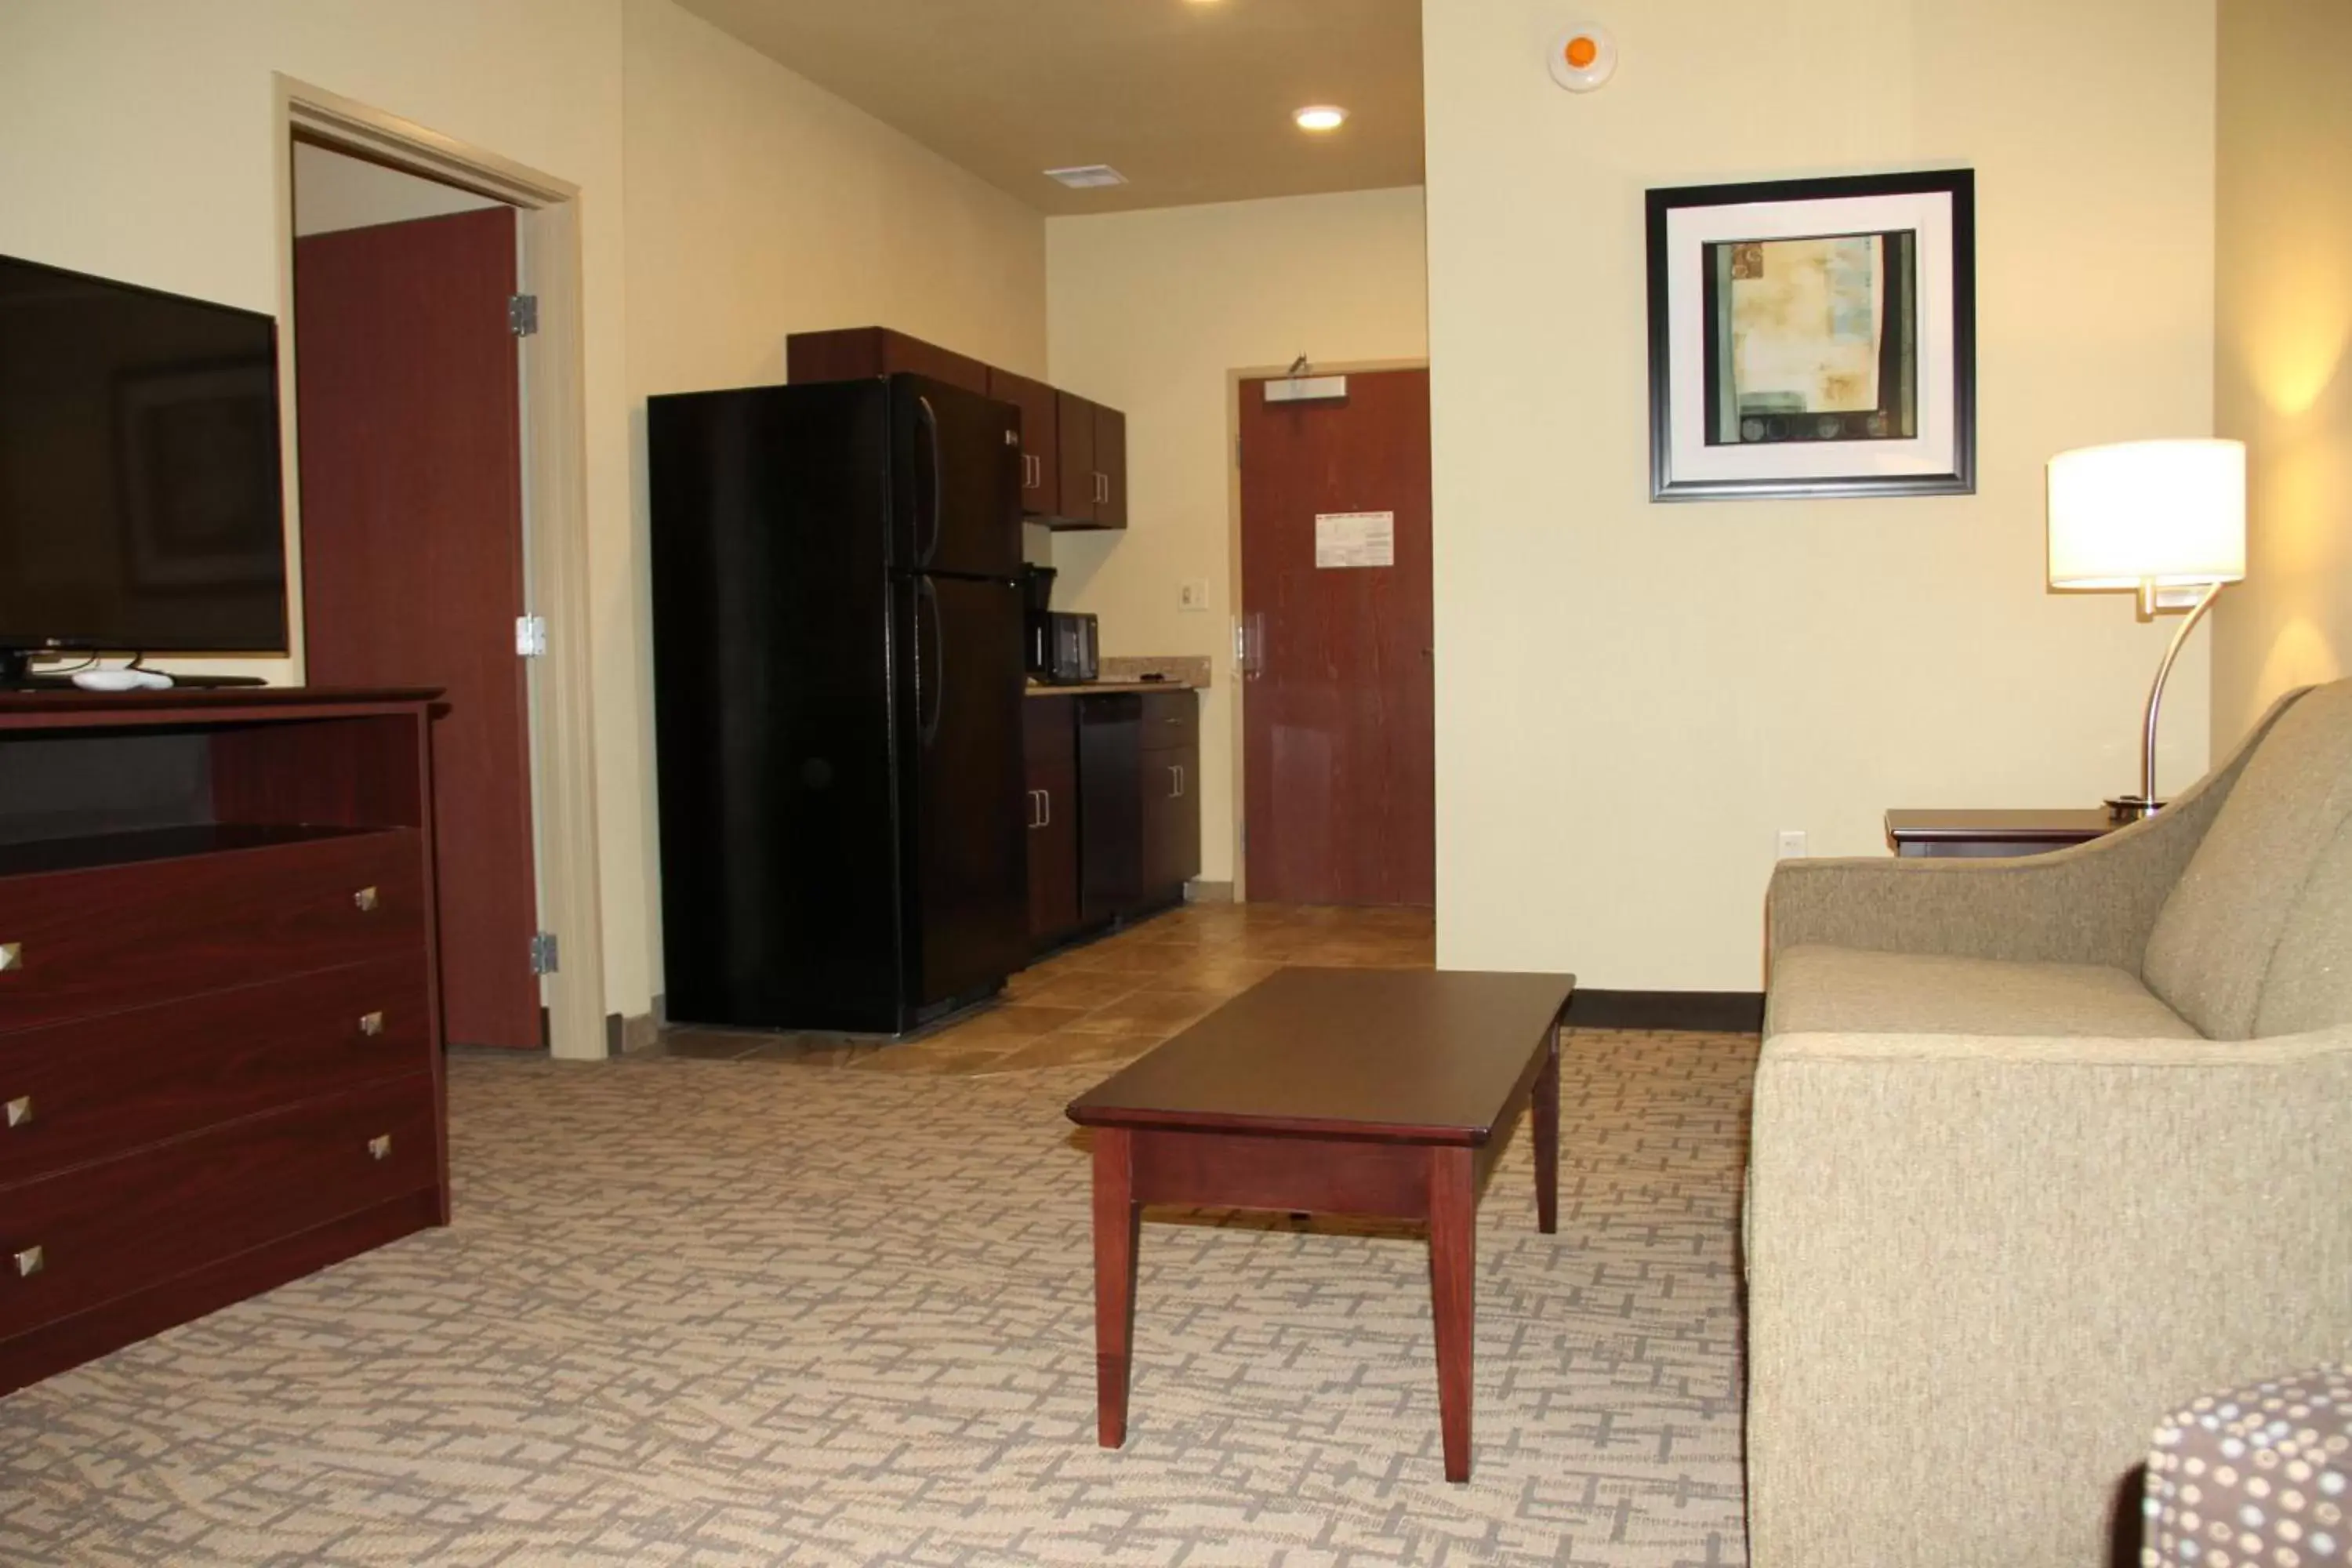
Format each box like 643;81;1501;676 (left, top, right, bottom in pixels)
1076;694;1142;922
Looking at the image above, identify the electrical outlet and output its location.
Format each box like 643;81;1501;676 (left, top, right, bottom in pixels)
1179;579;1210;612
1776;829;1809;859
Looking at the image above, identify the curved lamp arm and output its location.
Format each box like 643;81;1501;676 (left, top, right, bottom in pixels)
2115;579;2227;819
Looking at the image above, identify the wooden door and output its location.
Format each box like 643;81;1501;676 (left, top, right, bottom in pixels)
1055;390;1098;525
1022;698;1080;942
987;366;1060;517
294;207;541;1049
1093;403;1128;530
1237;368;1435;906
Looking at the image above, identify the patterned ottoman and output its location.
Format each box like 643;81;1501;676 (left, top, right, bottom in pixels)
2143;1365;2351;1566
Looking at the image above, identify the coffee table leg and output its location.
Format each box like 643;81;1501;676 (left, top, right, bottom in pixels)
1534;1022;1559;1236
1428;1144;1476;1483
1092;1127;1141;1449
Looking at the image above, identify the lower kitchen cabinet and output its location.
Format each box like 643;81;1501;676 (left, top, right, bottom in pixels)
1138;692;1200;898
1022;699;1082;943
1029;689;1201;949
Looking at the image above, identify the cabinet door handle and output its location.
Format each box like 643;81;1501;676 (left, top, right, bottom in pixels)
367;1134;394;1161
358;1011;386;1038
353;887;379;913
1178;764;1186;797
5;1095;31;1129
0;942;18;971
1039;789;1051;828
13;1245;42;1279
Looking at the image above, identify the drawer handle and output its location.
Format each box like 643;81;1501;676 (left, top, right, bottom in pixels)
358;1011;386;1038
4;1096;30;1129
367;1134;393;1161
353;887;380;913
13;1246;42;1279
0;942;18;971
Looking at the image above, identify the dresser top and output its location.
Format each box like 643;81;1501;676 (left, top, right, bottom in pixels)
0;686;441;720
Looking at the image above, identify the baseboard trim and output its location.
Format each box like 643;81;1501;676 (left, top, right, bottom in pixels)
1185;880;1235;903
1566;989;1765;1033
605;1007;662;1056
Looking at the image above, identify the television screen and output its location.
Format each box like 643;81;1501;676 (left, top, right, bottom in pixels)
0;252;288;655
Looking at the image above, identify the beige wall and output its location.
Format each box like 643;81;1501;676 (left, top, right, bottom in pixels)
621;0;1047;999
292;142;505;238
1045;187;1431;883
1423;0;2219;987
0;0;1047;1024
2210;0;2352;745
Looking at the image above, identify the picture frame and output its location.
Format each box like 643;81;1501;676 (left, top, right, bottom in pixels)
1645;169;1976;502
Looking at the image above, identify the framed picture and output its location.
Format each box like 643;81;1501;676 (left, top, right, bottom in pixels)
1645;169;1976;502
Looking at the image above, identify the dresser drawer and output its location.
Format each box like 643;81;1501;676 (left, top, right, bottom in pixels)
0;831;424;1035
0;1074;437;1341
0;956;430;1187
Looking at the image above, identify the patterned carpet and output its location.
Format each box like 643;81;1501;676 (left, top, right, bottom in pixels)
0;1028;1756;1566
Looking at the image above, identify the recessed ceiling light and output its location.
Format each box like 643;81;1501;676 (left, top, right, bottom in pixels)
1044;165;1129;189
1294;105;1348;132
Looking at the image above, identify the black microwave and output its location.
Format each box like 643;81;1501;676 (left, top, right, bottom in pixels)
1025;611;1098;684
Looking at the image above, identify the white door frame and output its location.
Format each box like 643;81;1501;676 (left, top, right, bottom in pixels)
274;75;608;1061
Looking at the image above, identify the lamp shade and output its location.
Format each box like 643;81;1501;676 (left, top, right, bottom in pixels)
2047;439;2247;589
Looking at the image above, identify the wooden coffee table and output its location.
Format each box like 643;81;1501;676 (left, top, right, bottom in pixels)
1065;966;1574;1483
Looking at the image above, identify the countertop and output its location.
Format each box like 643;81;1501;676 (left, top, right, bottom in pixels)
1025;680;1202;699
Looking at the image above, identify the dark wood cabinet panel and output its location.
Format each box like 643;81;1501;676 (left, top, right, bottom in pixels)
1023;699;1082;944
784;327;1126;532
786;326;989;395
989;366;1061;518
1139;704;1200;904
1094;403;1129;530
1057;389;1100;528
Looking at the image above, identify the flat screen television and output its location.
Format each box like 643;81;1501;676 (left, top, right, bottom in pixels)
0;252;288;684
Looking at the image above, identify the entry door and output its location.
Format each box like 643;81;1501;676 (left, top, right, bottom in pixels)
294;206;541;1049
1238;368;1435;906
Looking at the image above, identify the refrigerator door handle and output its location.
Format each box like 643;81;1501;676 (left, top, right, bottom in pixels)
914;394;943;568
914;575;944;748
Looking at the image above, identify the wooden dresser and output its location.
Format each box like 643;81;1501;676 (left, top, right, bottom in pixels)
0;688;448;1396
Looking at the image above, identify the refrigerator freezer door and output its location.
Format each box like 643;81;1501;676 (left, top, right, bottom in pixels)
891;376;1022;581
896;572;1029;1011
648;383;907;1032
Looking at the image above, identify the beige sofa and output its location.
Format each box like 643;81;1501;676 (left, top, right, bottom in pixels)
1745;680;2352;1567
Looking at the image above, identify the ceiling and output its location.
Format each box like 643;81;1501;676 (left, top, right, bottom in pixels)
672;0;1425;216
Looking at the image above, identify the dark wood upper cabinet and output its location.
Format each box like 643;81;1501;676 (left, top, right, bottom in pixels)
785;326;989;396
1056;389;1099;528
988;365;1060;518
786;327;1125;532
1092;403;1128;531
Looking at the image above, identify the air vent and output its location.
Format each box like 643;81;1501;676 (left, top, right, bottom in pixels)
1044;165;1128;190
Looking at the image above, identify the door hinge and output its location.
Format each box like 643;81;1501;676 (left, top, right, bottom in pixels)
530;931;560;975
508;293;539;337
516;615;548;657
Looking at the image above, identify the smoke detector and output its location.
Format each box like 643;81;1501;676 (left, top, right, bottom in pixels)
1044;165;1129;190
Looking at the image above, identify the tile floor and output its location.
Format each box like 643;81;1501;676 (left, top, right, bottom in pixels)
646;901;1436;1075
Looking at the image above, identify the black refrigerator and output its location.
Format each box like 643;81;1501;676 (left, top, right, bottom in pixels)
647;375;1029;1034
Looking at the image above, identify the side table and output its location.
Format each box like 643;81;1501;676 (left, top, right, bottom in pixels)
1884;808;2119;859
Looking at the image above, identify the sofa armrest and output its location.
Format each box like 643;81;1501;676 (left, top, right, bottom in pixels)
1766;689;2303;969
1744;1024;2352;1568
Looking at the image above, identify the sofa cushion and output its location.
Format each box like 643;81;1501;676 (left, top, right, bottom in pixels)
2253;812;2352;1036
1766;944;2201;1040
2143;681;2352;1039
